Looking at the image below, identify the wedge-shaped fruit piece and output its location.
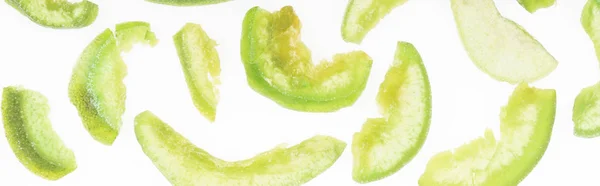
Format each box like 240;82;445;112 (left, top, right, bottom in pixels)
573;82;600;138
241;6;373;112
135;111;346;186
419;84;556;185
352;42;431;183
69;22;157;145
582;0;600;63
146;0;230;6
342;0;408;44
5;0;98;28
116;21;159;52
2;86;77;180
451;0;558;84
517;0;555;13
173;23;221;122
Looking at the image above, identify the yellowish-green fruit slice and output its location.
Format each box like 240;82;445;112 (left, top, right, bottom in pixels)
341;0;408;44
69;22;157;145
241;6;373;112
352;42;431;183
582;0;600;63
517;0;555;13
573;82;600;138
173;23;221;122
2;86;77;180
5;0;98;28
419;84;556;185
451;0;558;84
135;111;346;186
116;21;159;52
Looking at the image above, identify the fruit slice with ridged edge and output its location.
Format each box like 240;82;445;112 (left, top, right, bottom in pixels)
419;84;556;185
241;6;373;112
352;42;431;183
173;23;221;122
517;0;555;13
451;0;558;84
341;0;409;44
135;111;346;186
69;22;157;145
2;86;77;180
5;0;98;28
573;82;600;138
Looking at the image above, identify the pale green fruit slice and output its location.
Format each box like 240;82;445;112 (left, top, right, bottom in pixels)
517;0;555;13
2;86;77;180
5;0;98;28
69;22;157;145
582;0;600;63
419;83;556;185
341;0;409;44
352;42;431;183
134;111;346;186
451;0;558;84
173;23;221;122
115;21;159;52
573;82;600;138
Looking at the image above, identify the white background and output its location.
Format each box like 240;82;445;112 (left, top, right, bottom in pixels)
0;0;597;185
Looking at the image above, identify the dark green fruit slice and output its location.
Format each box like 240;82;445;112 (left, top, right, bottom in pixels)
5;0;98;28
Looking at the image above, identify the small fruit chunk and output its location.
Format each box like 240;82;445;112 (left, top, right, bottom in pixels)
517;0;556;13
241;6;373;112
145;0;230;6
352;42;431;183
135;111;346;186
173;23;221;122
419;84;556;185
451;0;558;84
342;0;409;44
69;22;157;145
5;0;98;28
582;0;600;63
2;86;77;180
573;82;600;138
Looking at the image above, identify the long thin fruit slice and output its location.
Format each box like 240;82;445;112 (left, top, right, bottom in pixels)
241;6;373;112
5;0;98;28
573;82;600;138
173;23;221;122
419;84;556;185
69;22;157;145
517;0;555;13
135;111;346;186
582;0;600;63
145;0;230;6
2;86;77;180
341;0;408;44
352;42;431;183
451;0;558;84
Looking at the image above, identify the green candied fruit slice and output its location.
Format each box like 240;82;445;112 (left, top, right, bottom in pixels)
5;0;98;28
173;23;221;122
145;0;230;6
451;0;558;84
419;83;556;186
582;0;600;63
135;111;346;186
517;0;555;13
342;0;408;44
115;21;159;52
352;42;431;183
241;6;373;112
69;22;157;145
573;82;600;138
2;86;77;180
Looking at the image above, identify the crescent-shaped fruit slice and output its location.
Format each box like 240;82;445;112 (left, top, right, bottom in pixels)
573;82;600;138
582;0;600;63
2;86;77;180
5;0;98;28
517;0;555;13
134;111;346;186
341;0;408;44
419;83;556;185
352;42;431;183
173;23;221;122
241;6;373;112
69;22;157;145
451;0;558;84
145;0;230;6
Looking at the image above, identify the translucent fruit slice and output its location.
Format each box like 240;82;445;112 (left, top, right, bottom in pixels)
573;82;600;138
451;0;558;84
145;0;230;6
69;22;157;145
241;6;373;112
352;42;431;183
173;23;221;122
419;84;556;185
342;0;408;44
582;0;600;63
517;0;555;13
2;86;77;180
134;111;346;186
5;0;98;28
